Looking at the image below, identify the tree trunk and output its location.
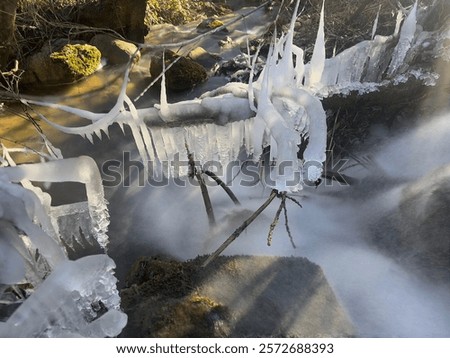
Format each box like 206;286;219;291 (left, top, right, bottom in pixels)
0;0;18;71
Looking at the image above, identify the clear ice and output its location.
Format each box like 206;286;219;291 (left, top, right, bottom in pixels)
0;255;126;338
0;154;125;337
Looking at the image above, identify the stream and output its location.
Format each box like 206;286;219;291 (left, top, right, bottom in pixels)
1;2;450;338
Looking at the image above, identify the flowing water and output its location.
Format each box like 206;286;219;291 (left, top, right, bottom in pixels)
1;4;450;337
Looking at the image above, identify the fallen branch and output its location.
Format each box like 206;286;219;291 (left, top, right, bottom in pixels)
187;149;216;228
202;189;278;267
267;195;284;246
283;199;296;248
203;170;241;206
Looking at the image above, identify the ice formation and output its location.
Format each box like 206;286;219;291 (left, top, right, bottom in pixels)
20;0;443;194
0;156;109;250
0;255;126;338
0;153;126;337
305;0;326;89
387;1;418;77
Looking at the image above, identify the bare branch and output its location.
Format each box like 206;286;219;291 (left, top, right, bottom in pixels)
203;170;241;206
187;147;216;228
267;196;284;246
283;199;296;249
202;189;278;267
285;195;303;208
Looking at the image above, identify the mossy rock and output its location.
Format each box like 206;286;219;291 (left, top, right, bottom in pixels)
198;18;224;29
197;18;228;33
50;44;101;78
120;255;355;338
150;50;208;92
21;41;101;86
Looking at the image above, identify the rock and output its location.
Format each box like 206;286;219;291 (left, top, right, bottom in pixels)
218;53;265;83
150;50;208;92
218;36;234;48
197;18;228;33
187;47;221;70
372;165;450;284
120;255;355;338
90;34;140;65
21;42;101;86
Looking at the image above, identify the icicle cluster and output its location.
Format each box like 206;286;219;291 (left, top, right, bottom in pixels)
0;152;126;337
21;0;441;192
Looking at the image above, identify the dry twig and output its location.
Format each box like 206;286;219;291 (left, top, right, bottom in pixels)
202;189;278;267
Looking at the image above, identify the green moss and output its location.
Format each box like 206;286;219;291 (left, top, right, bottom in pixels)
50;44;100;78
146;0;197;26
207;19;224;29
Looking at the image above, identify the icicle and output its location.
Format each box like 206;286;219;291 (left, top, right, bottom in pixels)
307;0;326;88
117;121;125;134
158;52;171;121
40;133;63;160
125;95;154;178
388;1;418;77
93;128;103;140
84;133;94;144
371;4;381;40
102;127;110;139
393;9;404;37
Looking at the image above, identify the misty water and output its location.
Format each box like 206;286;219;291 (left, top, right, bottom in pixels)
2;2;450;338
103;108;450;338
